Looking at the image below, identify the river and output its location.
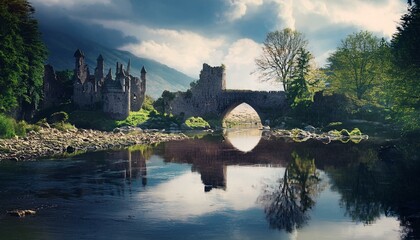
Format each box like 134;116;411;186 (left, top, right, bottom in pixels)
0;128;419;240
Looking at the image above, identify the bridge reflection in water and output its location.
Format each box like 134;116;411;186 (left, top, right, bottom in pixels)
2;131;417;239
223;127;262;153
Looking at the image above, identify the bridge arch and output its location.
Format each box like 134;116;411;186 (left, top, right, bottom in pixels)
167;64;288;127
221;102;263;128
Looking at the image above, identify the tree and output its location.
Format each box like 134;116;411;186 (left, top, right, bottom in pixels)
255;28;308;93
390;1;420;130
287;48;312;105
327;31;389;100
0;0;47;120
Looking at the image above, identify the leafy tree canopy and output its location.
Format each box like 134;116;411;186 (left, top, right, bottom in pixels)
0;0;47;120
327;31;391;101
255;28;308;93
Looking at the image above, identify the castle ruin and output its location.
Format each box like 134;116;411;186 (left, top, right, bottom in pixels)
43;49;147;120
167;63;287;125
73;49;146;119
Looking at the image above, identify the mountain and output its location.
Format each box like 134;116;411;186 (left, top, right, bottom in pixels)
41;28;195;98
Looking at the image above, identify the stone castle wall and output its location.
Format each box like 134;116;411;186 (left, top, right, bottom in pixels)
42;49;147;120
168;63;287;124
42;64;65;109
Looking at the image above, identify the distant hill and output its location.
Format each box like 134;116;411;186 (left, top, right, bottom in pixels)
41;28;195;98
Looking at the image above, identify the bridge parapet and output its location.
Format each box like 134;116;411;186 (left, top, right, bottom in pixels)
168;64;288;126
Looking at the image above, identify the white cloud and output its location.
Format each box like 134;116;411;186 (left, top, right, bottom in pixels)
225;0;264;21
90;19;279;90
296;0;406;37
90;20;226;78
272;0;296;30
222;0;406;67
223;38;280;90
140;166;283;220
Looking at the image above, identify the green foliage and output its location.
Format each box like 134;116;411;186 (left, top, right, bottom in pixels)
47;111;69;124
0;113;40;138
390;3;420;131
116;110;150;127
51;122;75;131
255;28;309;92
184;117;210;129
287;48;312;105
14;120;27;136
141;95;155;112
327;31;391;101
0;114;16;138
0;0;47;119
349;128;362;136
185;89;193;99
69;109;176;131
153;90;176;114
55;69;74;102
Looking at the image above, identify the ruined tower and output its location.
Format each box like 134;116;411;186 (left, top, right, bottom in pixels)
74;49;89;84
94;54;105;91
199;63;226;94
130;67;147;111
102;62;131;119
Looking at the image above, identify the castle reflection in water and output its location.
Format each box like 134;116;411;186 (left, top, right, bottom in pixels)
107;129;378;193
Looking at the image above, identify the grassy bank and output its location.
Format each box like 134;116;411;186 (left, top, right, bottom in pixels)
0;114;40;139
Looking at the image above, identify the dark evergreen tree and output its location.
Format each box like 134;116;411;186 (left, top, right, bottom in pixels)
0;0;47;120
390;1;420;129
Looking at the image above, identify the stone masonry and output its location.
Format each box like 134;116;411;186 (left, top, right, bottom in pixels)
168;63;287;125
43;49;147;120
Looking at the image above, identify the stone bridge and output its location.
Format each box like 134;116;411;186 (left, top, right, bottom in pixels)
168;64;287;125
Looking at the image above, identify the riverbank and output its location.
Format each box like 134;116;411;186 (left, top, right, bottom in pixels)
0;126;188;161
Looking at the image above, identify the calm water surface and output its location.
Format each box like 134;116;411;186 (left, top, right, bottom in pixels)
0;128;419;240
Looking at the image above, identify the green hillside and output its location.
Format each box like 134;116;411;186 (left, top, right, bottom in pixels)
41;29;195;98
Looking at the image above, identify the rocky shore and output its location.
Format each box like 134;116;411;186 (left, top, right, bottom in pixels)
263;127;369;144
0;126;188;161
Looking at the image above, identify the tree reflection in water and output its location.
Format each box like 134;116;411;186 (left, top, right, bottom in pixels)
258;151;323;232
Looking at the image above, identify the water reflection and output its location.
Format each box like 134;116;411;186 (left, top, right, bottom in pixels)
1;133;419;239
223;127;262;152
258;151;323;232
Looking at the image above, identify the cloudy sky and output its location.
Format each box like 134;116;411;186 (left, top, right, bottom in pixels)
30;0;407;90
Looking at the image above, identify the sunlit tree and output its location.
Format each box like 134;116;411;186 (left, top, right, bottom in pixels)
327;31;389;100
255;28;308;93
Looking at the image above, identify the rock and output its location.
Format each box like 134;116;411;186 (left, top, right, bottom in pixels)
304;125;316;133
7;209;36;217
66;146;76;153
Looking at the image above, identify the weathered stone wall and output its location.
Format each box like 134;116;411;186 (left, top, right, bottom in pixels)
168;63;287;125
43;49;147;120
42;64;65;109
130;76;145;112
102;87;130;119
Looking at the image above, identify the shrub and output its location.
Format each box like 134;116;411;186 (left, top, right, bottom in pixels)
184;117;210;129
349;128;362;136
14;121;28;136
51;122;76;131
142;95;155;112
48;111;69;124
0;114;15;138
116;110;150;127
